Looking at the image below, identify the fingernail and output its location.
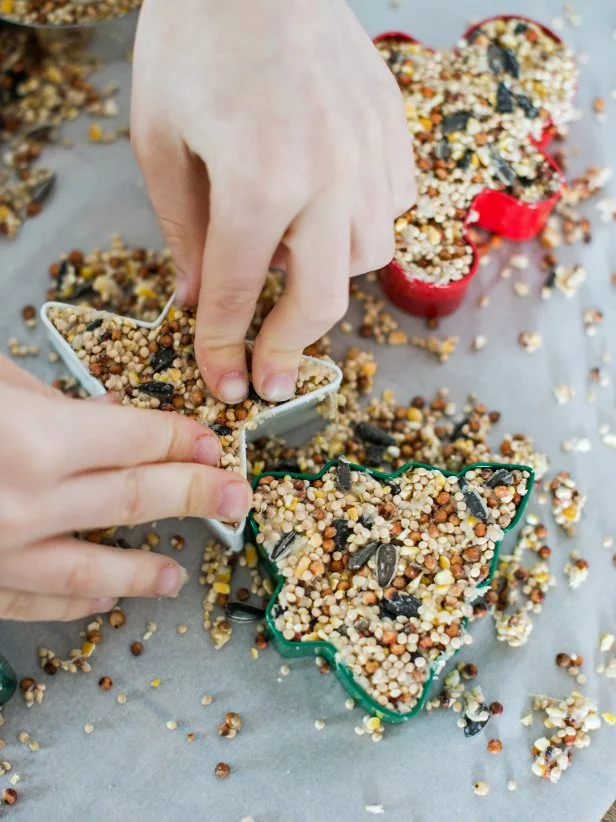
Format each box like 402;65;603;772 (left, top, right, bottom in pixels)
261;372;296;403
156;565;189;598
92;597;118;613
175;275;190;306
219;481;252;521
217;372;248;405
193;434;221;465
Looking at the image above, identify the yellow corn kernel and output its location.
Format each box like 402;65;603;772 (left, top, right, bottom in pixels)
284;495;298;511
602;713;615;725
407;407;422;422
167;306;177;321
466;516;477;526
313;489;324;499
347;507;360;521
295;555;311;578
88;123;103;143
366;717;382;732
80;266;94;280
80;641;96;658
361;361;377;377
128;371;140;387
438;556;450;570
563;506;577;520
151;678;161;688
1;0;14;13
418;116;432;131
250;648;259;659
136;286;156;298
245;544;258;568
213;582;231;595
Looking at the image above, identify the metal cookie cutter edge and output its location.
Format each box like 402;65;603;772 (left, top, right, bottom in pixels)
40;299;343;552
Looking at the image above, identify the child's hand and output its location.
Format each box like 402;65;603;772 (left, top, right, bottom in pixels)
0;356;252;622
132;0;415;404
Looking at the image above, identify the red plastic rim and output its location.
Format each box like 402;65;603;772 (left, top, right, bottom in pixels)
375;15;574;318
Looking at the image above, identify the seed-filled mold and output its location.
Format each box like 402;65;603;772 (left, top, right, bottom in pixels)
47;304;339;481
251;459;534;721
375;16;577;316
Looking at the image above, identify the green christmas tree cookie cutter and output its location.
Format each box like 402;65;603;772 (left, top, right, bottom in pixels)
249;459;534;724
0;650;17;708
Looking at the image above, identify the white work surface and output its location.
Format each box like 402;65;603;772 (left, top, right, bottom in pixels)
1;1;615;820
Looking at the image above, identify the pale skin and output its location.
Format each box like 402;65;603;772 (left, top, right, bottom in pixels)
0;0;414;622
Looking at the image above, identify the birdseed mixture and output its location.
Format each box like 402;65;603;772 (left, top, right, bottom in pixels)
0;25;120;238
549;471;586;535
48;304;338;476
377;17;577;284
529;691;602;783
0;0;141;26
46;237;175;322
252;462;531;713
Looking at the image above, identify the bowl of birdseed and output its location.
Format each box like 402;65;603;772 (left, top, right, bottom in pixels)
375;16;577;317
0;0;141;28
250;458;534;722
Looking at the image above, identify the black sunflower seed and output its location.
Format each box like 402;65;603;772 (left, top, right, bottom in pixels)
115;538;132;550
355;422;395;447
442;111;472;135
358;515;373;529
449;416;470;441
458;475;469;491
496;82;514;114
86;318;103;332
456;150;473;169
514;21;528;35
386;482;401;497
211;423;233;437
464;490;488;522
486;469;514;487
518;176;534;187
273;458;300;474
381;591;421;618
347;541;379;571
517;93;539;119
137;381;174;400
376;543;398;589
151;347;176;373
487;43;519;78
30;173;55;204
467;27;483;43
491;150;517;186
463;714;490;737
544;268;558;289
435;139;451;161
25;124;56;142
225;602;266;623
336;457;352;492
270;531;296;562
247;383;261;403
332;519;352;551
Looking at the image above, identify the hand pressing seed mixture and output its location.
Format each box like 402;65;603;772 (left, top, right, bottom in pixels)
376;18;577;285
48;304;338;477
252;462;531;713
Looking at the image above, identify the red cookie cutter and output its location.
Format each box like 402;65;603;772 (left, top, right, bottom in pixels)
375;16;574;318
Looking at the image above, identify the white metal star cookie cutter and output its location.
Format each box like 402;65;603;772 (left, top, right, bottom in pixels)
41;300;342;552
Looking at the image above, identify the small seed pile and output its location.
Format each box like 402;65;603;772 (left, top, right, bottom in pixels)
529;691;601;783
486;514;555;647
0;25;119;237
49;304;337;476
47;237;175;322
550;471;586;535
377;17;577;284
1;0;141;26
563;551;589;589
253;462;531;713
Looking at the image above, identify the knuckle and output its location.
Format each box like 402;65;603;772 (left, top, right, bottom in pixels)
204;285;258;320
2;590;34;620
119;468;147;525
0;494;34;549
61;557;94;598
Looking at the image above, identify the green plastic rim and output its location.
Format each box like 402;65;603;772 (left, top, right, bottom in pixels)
0;650;17;708
249;459;534;724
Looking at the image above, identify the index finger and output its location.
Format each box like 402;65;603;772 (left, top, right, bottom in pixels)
194;204;285;404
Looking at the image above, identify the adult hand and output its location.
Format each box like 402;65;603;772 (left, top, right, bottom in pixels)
132;0;415;404
0;356;252;622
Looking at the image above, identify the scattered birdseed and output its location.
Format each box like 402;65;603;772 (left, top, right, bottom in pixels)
176;624;188;635
201;695;213;706
550;472;586;535
280;665;290;677
130;642;143;657
563;552;589;588
314;719;326;731
471;335;488;351
2;788;17;805
472;781;490;797
98;676;113;691
553;384;574;404
116;693;127;705
166;721;177;731
561;437;591;454
84;723;94;734
507;779;518;792
215;762;231;780
529;692;601;783
600;634;615;653
365;805;385;815
518;331;542;353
